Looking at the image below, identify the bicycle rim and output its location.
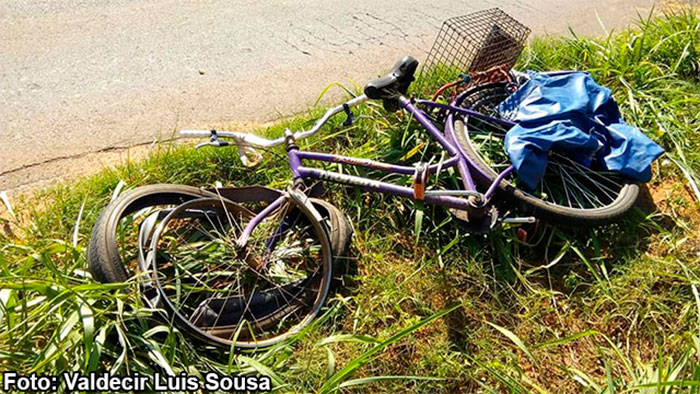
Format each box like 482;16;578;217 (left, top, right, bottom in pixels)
456;83;636;213
145;196;332;349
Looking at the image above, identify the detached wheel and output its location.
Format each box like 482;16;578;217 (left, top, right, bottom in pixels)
88;184;351;349
452;83;639;224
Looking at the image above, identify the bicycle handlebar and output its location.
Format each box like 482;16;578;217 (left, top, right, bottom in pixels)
180;94;368;149
294;94;368;140
179;130;285;147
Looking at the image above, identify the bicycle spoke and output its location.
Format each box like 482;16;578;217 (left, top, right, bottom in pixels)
151;198;327;344
462;86;628;211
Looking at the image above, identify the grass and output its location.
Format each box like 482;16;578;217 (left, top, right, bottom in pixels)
1;8;700;393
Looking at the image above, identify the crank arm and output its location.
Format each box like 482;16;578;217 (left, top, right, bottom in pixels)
501;216;536;225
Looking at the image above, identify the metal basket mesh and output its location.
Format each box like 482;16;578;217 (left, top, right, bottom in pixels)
417;8;530;92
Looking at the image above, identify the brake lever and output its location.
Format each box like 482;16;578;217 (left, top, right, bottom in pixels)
342;103;355;126
193;129;263;167
195;140;230;149
195;130;230;149
341;103;369;126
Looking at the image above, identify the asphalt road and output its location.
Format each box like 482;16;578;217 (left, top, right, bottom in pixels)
1;0;658;191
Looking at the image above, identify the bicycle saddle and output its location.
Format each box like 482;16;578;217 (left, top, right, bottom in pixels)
364;55;419;110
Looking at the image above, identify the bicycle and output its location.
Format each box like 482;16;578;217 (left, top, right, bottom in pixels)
88;55;640;349
88;9;641;349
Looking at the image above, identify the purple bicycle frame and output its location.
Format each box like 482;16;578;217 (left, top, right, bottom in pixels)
237;94;515;246
292;96;515;210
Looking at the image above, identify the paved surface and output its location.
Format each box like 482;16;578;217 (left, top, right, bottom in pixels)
1;0;659;192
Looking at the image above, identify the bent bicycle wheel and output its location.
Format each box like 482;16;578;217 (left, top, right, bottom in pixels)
145;195;333;349
88;184;222;283
88;184;351;283
453;83;639;224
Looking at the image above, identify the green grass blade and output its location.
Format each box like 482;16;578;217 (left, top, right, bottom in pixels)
533;330;600;349
318;304;461;393
238;355;286;387
487;322;538;364
315;334;380;347
339;375;445;389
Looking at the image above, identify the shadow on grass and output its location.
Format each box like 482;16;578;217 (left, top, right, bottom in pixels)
433;184;682;353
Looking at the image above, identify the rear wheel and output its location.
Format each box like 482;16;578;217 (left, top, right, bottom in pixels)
453;83;639;224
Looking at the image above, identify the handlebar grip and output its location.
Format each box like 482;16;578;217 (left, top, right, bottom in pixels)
180;130;212;137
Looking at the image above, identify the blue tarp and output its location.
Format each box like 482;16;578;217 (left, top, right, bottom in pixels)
496;71;664;190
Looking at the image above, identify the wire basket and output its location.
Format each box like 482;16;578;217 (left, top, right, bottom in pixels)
416;8;530;93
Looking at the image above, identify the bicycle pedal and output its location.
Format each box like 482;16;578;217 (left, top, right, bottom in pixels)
515;219;540;243
516;228;528;243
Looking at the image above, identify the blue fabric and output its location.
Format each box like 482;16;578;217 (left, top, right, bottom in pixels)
496;71;664;190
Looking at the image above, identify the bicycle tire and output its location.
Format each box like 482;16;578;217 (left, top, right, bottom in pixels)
88;185;353;284
146;195;333;349
310;199;353;284
452;83;640;224
88;184;220;284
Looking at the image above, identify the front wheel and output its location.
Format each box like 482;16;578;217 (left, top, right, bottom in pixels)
453;83;640;224
145;195;334;349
